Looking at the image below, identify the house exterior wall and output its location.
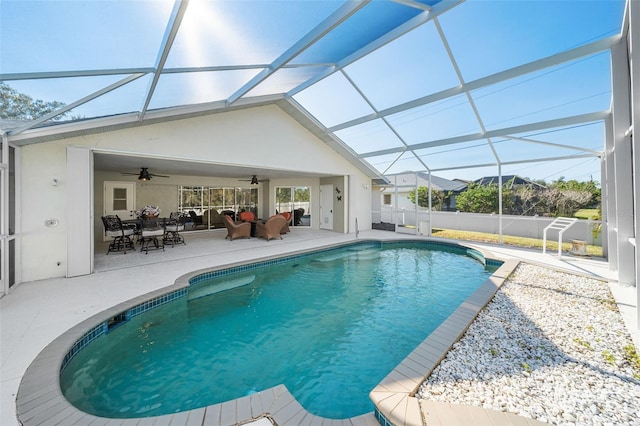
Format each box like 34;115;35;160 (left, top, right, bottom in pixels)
350;175;372;235
19;105;371;282
381;189;417;213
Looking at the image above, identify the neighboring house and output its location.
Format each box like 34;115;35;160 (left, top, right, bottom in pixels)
380;172;466;214
465;175;547;190
456;175;549;216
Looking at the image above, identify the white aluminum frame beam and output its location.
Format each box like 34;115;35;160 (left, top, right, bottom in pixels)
287;0;465;97
339;69;432;173
434;15;504;242
504;136;603;156
359;111;609;158
328;35;620;133
428;153;599;173
139;0;190;120
226;0;369;106
610;37;635;287
0;133;7;296
9;73;147;136
604;115;618;272
627;0;640;331
0;63;339;82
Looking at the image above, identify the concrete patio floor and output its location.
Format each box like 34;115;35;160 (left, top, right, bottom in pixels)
1;228;634;426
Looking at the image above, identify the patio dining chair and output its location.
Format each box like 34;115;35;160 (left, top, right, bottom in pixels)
163;212;186;247
101;215;136;254
140;218;165;254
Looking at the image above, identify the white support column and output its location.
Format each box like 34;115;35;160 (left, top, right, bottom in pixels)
629;0;640;326
428;171;432;237
600;155;609;258
0;133;8;296
605;114;618;271
415;172;419;232
498;164;503;244
611;40;635;287
393;175;398;229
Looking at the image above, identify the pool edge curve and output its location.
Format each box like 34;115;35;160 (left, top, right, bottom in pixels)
16;238;516;426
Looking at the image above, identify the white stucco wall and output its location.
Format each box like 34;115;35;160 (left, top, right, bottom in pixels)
19;105;372;282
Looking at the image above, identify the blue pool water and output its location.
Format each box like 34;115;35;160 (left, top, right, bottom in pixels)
60;242;493;419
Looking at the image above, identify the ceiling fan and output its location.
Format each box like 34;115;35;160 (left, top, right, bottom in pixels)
238;175;262;186
121;167;170;181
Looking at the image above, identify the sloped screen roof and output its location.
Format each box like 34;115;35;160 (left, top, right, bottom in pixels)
0;0;626;182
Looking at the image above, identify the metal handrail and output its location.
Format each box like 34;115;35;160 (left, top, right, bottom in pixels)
542;217;578;256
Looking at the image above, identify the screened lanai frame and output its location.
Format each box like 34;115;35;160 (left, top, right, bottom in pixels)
2;0;621;174
0;1;636;294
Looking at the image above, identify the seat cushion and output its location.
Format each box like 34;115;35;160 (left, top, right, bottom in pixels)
122;228;136;236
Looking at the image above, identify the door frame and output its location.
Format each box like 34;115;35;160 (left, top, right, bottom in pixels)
103;181;137;240
320;184;334;230
0;136;20;295
103;181;137;218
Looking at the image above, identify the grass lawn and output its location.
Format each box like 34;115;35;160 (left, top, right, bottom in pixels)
574;209;600;220
431;228;603;257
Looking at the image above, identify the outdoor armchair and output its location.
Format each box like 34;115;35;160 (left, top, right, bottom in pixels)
280;212;291;234
256;215;286;241
239;211;256;222
223;215;251;240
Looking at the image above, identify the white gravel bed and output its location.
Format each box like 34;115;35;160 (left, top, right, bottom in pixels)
418;263;640;425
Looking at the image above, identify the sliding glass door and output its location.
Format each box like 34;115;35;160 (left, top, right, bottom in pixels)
179;186;258;230
275;186;311;227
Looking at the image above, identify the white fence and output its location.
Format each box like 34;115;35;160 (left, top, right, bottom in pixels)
375;208;602;246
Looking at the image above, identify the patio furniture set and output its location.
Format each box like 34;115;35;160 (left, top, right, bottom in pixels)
101;212;187;255
224;212;291;241
101;210;292;255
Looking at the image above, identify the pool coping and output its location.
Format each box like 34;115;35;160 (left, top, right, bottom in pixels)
370;256;520;426
15;238;518;426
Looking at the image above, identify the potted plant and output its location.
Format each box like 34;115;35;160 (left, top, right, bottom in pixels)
137;205;161;218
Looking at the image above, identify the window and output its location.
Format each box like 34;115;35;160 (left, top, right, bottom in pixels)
383;193;392;205
275;186;311;227
179;186;207;215
179;186;258;229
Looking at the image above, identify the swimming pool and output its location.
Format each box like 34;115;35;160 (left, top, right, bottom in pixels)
58;240;499;420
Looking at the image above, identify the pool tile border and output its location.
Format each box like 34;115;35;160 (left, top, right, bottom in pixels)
16;238;517;426
370;258;521;426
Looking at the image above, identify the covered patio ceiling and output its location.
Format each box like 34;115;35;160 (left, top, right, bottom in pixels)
93;150;331;182
1;0;626;183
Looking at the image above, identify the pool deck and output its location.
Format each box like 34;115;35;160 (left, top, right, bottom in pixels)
1;229;632;426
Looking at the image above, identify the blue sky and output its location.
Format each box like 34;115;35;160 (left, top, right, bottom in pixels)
1;0;627;184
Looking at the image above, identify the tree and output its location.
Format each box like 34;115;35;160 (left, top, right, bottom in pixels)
0;82;67;121
543;187;594;217
513;184;543;215
407;187;446;210
456;183;513;214
549;178;600;207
